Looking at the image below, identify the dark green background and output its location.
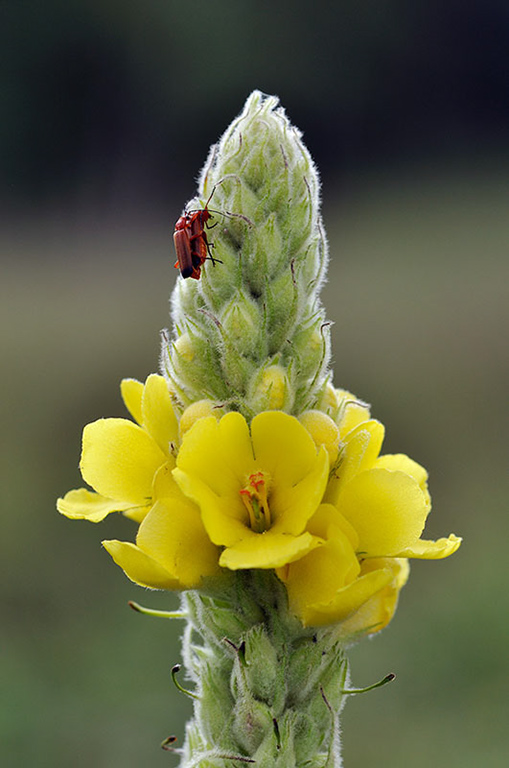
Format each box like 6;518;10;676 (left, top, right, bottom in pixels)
2;2;508;766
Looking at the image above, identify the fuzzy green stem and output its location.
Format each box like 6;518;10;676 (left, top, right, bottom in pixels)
177;572;348;767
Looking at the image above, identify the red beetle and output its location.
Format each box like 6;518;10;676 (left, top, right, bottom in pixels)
173;188;221;280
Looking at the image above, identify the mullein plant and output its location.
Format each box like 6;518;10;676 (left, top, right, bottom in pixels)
58;91;461;767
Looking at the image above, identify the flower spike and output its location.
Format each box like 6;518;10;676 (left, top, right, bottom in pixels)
58;91;461;767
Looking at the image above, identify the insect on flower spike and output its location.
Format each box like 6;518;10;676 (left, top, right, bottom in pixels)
173;179;253;280
172;182;229;281
173;185;222;280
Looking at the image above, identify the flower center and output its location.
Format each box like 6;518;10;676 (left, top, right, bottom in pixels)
239;471;271;533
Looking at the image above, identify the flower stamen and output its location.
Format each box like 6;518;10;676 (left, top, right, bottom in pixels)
239;471;271;533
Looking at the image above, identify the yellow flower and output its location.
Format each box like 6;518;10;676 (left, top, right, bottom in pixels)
58;376;460;623
57;374;220;589
57;374;178;523
172;411;330;570
103;464;220;590
278;417;461;630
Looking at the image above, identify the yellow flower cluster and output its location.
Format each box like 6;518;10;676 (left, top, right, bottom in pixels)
58;375;460;634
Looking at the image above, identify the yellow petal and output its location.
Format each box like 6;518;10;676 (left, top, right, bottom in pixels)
325;419;385;505
81;418;166;504
220;531;321;570
137;497;220;586
280;527;360;610
122;505;151;524
57;488;136;522
364;556;410;588
173;467;247;546
177;413;254;496
375;453;428;486
270;446;329;535
120;378;144;424
305;503;359;550
141;374;178;455
395;534;462;559
340;468;430;556
102;539;182;590
375;453;430;504
298;567;394;627
152;460;179;500
338;558;410;637
251;411;321;488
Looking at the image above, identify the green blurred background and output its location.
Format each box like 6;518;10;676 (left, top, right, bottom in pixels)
2;1;508;766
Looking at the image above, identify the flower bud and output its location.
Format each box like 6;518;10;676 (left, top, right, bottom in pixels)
219;291;261;357
299;410;340;464
173;333;194;362
231;694;273;754
249;364;292;412
316;381;340;415
335;389;371;436
179;399;224;437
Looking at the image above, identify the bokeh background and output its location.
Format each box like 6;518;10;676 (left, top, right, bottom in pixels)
2;2;508;766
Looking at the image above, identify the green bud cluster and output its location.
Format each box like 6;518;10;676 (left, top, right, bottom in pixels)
178;573;347;767
162;91;331;419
